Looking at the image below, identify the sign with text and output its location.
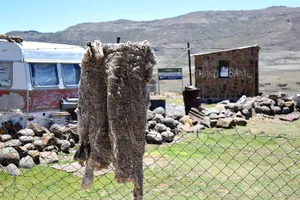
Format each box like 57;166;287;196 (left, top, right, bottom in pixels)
158;68;182;80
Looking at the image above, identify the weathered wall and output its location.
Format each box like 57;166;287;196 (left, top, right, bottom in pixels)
194;46;259;102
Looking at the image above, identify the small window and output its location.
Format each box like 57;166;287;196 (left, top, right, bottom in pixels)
31;63;58;87
62;64;81;86
0;62;12;87
219;61;229;78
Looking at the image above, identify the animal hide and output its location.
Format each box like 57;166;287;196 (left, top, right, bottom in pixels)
74;41;113;190
106;41;156;200
74;40;156;199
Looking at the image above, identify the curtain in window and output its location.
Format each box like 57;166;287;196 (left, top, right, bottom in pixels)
62;64;81;85
31;63;58;86
0;63;12;87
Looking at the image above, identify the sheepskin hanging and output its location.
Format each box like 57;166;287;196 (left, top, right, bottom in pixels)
74;40;156;200
74;41;113;190
106;41;156;199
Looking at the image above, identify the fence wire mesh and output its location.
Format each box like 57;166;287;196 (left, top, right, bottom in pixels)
0;111;299;200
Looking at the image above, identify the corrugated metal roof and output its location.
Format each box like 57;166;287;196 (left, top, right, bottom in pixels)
191;45;260;57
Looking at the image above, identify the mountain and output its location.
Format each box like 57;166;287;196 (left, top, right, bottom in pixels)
6;6;300;67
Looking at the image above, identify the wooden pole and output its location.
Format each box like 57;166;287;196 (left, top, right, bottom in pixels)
117;37;121;43
187;42;192;85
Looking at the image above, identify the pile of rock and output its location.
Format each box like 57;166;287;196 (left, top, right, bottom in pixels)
0;122;78;176
146;107;183;145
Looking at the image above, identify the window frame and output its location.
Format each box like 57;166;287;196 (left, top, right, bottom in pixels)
219;60;230;78
0;62;13;88
61;63;81;87
29;63;59;88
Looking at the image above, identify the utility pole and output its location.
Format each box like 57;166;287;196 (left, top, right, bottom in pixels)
187;42;192;86
117;37;121;43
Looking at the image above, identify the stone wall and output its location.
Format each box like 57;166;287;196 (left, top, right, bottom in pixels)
194;46;259;103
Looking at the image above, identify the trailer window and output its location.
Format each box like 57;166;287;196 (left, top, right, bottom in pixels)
31;63;58;86
62;64;81;86
0;62;12;87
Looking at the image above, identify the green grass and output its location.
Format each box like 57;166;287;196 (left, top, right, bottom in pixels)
1;130;299;200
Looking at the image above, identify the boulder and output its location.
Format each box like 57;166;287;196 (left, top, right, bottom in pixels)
56;140;71;153
146;131;163;145
153;107;165;116
4;139;22;148
236;95;248;105
282;107;291;114
147;121;157;130
17;129;35;137
261;106;272;115
243;100;254;111
163;118;177;129
200;116;211;128
24;143;35;150
153;114;164;124
33;140;46;151
225;103;239;112
28;122;50;137
216;118;235;129
179;116;193;127
241;109;251;119
277;99;285;108
261;99;275;107
234;111;245;118
271;106;282;114
40;152;58;164
19;136;35;145
49;124;71;139
28;150;40;165
147;110;155;121
0;147;20;166
6;163;20;176
0;134;12;142
15;146;28;158
170;127;180;135
43;145;59;152
19;155;35;168
65;124;79;143
154;123;168;133
234;117;248;126
209;113;219;120
161;131;175;143
210;119;218;128
41;133;57;146
69;138;75;148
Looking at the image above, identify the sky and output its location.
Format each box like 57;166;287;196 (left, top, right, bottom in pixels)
1;0;299;34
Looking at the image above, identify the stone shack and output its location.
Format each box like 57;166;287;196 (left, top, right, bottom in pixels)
192;45;260;103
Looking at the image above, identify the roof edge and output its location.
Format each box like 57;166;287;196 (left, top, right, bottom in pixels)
191;45;260;57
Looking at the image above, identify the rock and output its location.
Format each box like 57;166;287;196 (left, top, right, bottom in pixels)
146;131;163;145
49;124;72;140
43;145;59;152
19;155;35;168
216;118;235;129
161;131;175;143
192;124;206;132
179;115;193;127
282;107;291;114
56;140;71;153
6;163;20;176
155;123;168;133
0;142;4;149
33;140;46;151
217;100;230;104
277;99;285;108
17;129;35;137
65;124;79;143
241;109;251;119
163;118;177;129
153;107;165;116
153;114;164;123
69;138;75;148
0;134;12;142
0;147;20;166
215;104;226;111
28;122;50;137
147;121;157;130
4;139;22;148
19;136;35;145
261;99;275;107
209;113;219;120
202;108;220;116
24;143;35;150
28;150;40;164
271;106;282;114
41;133;57;146
234;117;248;126
279;113;300;121
254;106;263;114
261;106;271;115
200;116;211;128
170;127;179;135
284;101;294;108
210;119;218;128
235;111;245;118
225;103;239;112
147;110;155;121
40;152;58;164
243;100;254;111
236;95;248;105
15;146;28;158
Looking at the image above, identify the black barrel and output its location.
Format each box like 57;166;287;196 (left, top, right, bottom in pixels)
182;88;201;115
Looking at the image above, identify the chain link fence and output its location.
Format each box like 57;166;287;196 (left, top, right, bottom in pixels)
0;111;299;200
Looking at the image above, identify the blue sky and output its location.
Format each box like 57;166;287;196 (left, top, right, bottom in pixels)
1;0;299;33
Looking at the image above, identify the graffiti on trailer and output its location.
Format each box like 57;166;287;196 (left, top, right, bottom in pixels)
195;68;253;79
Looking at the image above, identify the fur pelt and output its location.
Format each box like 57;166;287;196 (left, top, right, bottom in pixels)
106;41;156;200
